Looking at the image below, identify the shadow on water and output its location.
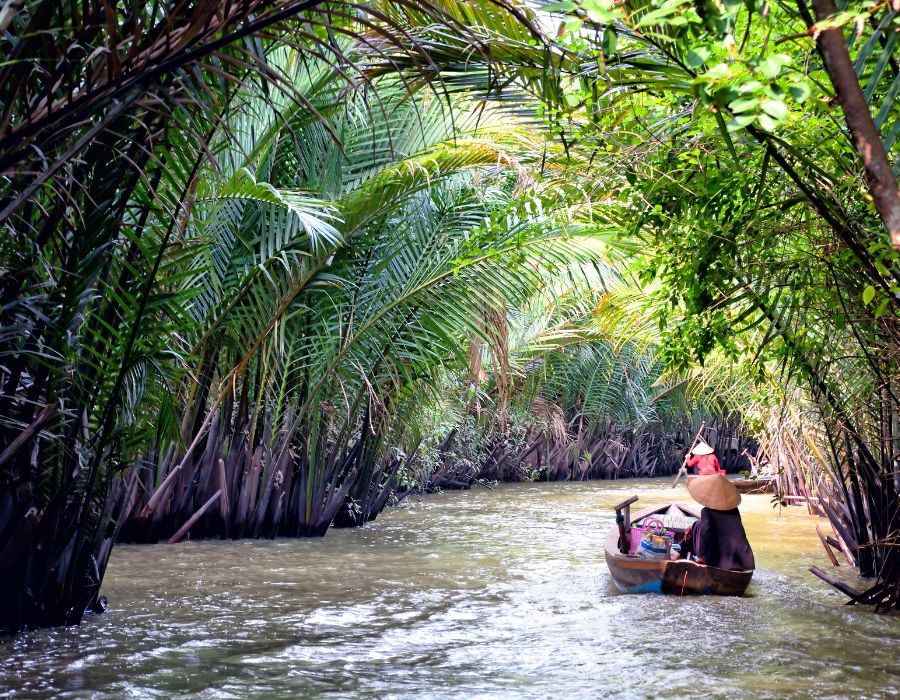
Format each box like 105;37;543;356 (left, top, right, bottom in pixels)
1;479;898;699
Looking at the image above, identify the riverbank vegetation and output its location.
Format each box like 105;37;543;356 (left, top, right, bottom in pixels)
1;0;897;632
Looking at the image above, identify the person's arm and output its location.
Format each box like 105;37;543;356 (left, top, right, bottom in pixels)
686;455;699;468
713;455;724;473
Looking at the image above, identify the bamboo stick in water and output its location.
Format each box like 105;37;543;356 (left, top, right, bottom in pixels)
167;489;223;545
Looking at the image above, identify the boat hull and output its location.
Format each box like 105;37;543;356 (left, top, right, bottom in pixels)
732;477;775;494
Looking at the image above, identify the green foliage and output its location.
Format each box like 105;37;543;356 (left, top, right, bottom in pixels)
535;0;900;599
3;0;899;629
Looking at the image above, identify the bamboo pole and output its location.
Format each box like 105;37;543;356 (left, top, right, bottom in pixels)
830;521;857;567
166;489;222;545
672;421;706;488
809;565;862;602
141;406;219;517
215;458;230;524
816;524;840;566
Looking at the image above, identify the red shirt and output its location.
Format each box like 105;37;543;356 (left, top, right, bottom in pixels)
686;454;724;476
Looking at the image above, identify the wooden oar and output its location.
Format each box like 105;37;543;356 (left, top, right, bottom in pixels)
671;421;706;488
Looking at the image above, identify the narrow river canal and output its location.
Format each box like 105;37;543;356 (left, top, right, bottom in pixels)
2;479;898;698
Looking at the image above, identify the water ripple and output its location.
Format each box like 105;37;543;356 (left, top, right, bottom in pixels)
1;480;898;698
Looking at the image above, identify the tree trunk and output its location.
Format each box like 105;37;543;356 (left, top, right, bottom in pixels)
808;0;900;249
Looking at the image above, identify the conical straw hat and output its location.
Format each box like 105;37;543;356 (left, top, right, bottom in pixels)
691;439;715;456
687;474;741;510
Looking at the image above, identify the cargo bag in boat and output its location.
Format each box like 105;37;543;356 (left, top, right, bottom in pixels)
634;518;673;560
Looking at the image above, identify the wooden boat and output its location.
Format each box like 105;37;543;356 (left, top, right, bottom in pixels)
686;474;776;494
731;476;776;494
604;496;753;596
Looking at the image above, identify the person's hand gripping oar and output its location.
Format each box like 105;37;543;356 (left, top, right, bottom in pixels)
672;421;706;488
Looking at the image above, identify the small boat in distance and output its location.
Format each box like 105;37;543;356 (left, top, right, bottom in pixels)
604;496;753;596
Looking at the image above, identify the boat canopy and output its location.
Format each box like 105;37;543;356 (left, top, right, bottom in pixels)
633;504;698;531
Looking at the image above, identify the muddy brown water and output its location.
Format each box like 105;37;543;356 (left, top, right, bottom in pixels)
1;479;898;698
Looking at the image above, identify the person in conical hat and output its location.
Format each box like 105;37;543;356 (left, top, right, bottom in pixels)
685;439;725;476
684;474;755;571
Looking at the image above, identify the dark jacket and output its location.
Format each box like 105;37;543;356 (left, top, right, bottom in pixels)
694;507;755;571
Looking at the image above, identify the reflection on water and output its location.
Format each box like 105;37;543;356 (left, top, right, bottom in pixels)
2;479;898;698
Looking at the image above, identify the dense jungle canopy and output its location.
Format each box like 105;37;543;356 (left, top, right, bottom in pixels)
0;0;898;633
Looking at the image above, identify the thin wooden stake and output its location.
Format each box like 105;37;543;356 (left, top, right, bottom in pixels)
816;524;840;566
809;565;862;602
166;489;222;544
216;458;230;523
830;521;857;567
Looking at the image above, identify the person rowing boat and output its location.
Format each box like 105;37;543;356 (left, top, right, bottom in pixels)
685;439;725;476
